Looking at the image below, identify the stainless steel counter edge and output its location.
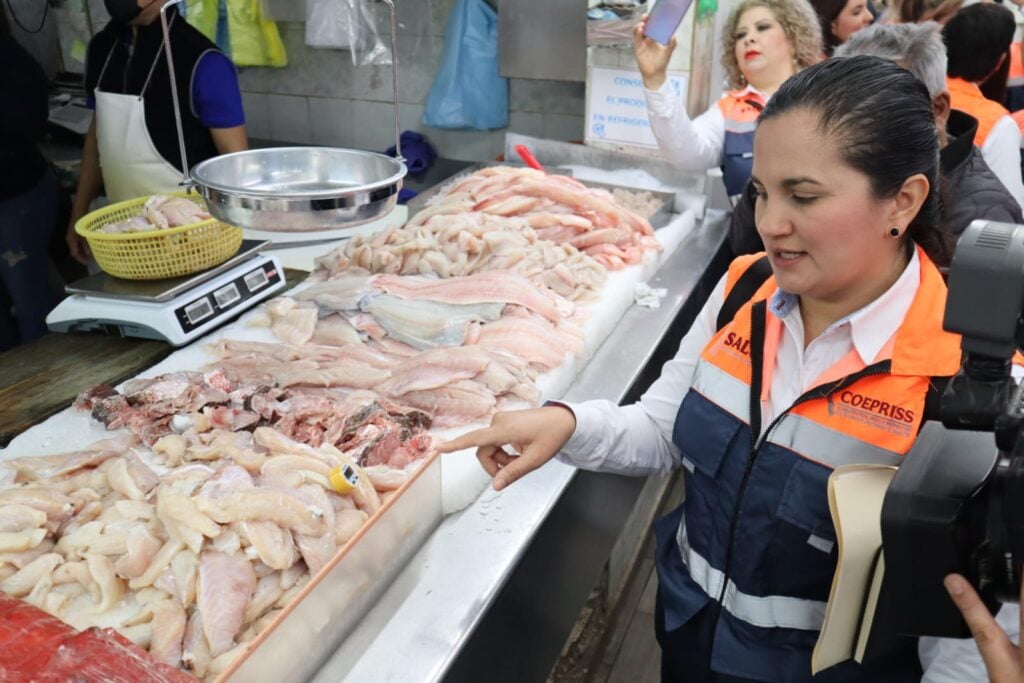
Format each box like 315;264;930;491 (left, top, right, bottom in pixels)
311;211;731;683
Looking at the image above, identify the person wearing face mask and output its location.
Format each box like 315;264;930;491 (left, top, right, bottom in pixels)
810;0;874;55
66;0;248;264
633;0;822;200
438;56;991;682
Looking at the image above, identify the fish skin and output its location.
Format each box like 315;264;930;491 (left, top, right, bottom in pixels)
361;293;504;350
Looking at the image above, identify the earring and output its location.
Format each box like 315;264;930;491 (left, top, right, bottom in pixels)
889;227;901;238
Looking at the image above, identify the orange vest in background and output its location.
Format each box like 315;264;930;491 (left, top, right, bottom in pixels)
947;76;1012;147
1009;42;1024;89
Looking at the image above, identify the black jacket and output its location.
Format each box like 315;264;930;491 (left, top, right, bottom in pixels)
0;37;49;200
726;110;1023;257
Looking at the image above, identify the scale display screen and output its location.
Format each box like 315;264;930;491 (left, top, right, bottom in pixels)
214;283;241;308
174;260;283;335
184;298;214;324
244;268;269;292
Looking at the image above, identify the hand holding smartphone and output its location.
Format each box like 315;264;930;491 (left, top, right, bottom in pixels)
642;0;695;45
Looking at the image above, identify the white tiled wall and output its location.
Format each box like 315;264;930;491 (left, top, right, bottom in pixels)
241;0;585;162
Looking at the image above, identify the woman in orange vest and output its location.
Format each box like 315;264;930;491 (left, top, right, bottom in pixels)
440;56;995;682
633;0;822;199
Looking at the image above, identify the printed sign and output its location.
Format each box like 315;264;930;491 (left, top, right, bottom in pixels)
586;66;688;148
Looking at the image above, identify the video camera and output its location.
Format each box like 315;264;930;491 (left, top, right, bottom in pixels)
880;220;1024;639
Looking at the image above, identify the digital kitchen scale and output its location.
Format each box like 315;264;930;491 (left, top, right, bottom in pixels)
47;240;286;346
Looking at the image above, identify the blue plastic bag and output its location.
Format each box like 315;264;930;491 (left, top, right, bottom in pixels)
423;0;508;130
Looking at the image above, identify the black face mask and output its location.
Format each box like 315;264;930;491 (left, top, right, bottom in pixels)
104;0;142;24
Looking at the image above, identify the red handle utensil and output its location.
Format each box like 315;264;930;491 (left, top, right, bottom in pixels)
515;144;546;173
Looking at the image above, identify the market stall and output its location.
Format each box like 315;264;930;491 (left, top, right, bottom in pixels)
0;136;728;680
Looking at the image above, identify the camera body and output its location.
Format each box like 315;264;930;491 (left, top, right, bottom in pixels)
879;220;1024;639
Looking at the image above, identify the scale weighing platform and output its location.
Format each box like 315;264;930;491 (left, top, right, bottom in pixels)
47;240;286;346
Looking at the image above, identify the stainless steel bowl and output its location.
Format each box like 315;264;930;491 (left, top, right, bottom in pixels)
189;147;407;232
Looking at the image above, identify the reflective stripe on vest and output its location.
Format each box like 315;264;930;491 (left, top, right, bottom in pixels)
675;512;828;631
689;360;905;469
1009;43;1024;88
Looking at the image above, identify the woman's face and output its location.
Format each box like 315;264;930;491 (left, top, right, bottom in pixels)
831;0;873;43
733;7;797;84
751;109;912;304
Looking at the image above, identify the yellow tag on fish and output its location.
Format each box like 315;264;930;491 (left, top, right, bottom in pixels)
329;464;359;495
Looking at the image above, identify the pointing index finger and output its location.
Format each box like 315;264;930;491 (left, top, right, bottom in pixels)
436;426;507;454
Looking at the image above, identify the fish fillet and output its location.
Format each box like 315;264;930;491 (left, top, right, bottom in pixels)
371;271;567;322
150;599;187;667
195;489;329;536
0;552;62;597
198;550;256;658
361;293;504;350
0;504;47;533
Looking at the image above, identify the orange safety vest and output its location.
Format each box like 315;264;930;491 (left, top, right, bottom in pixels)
718;88;768;197
947;76;1013;147
655;246;963;680
704;249;963;453
1009;42;1024;89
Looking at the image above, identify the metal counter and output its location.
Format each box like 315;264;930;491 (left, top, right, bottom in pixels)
311;210;732;683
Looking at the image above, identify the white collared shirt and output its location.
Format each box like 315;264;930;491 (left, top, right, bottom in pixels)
558;249;921;475
644;80;768;173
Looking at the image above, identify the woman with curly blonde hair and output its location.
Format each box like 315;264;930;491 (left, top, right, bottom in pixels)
634;0;822;198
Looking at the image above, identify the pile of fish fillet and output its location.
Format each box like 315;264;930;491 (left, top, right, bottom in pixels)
0;166;663;681
0;421;419;681
313;166;660;277
97;195;212;234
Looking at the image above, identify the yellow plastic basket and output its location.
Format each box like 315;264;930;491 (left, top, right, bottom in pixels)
75;193;243;280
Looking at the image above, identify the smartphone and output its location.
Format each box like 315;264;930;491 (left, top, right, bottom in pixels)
643;0;695;45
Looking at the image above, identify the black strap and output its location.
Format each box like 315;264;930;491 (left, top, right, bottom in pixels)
748;300;767;441
716;255;772;332
921;375;951;427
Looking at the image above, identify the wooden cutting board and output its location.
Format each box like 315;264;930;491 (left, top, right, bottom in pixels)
0;333;171;448
0;268;306;448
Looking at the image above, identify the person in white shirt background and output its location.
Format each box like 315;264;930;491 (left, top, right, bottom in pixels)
632;0;822;199
441;56;1007;682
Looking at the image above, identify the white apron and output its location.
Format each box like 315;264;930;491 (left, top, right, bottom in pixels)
93;24;186;203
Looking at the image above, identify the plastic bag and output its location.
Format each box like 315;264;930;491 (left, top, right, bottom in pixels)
423;0;508;130
587;3;646;46
305;0;390;66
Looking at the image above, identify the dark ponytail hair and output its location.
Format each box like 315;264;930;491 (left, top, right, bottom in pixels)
758;55;950;265
809;0;846;55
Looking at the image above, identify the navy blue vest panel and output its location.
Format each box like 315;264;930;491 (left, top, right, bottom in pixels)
722;130;755;197
655;388;920;681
